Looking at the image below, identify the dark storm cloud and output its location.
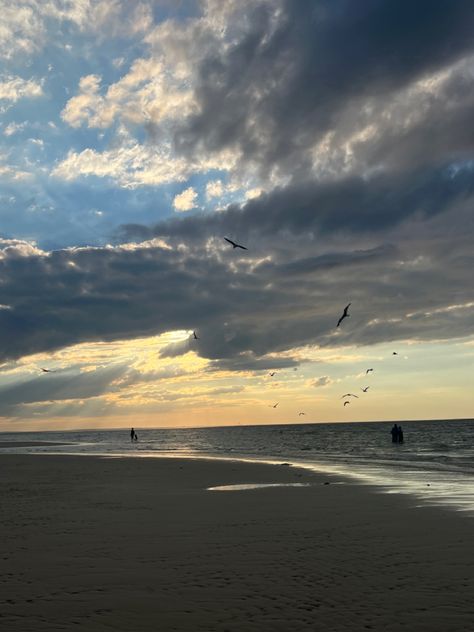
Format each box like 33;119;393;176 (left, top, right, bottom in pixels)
207;353;301;373
114;365;188;387
254;245;398;278
0;364;126;415
354;61;474;171
1;189;474;372
175;0;474;178
121;162;474;244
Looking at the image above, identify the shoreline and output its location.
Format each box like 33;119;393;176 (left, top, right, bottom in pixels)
1;417;472;434
2;445;473;516
1;454;473;631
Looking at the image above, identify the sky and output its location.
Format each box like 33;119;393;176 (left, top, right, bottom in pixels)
0;0;473;431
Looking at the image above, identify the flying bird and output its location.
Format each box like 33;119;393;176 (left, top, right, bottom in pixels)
336;303;351;327
343;401;350;406
361;386;370;393
341;393;359;399
40;368;56;373
366;368;374;374
298;412;306;416
271;402;279;408
193;331;200;340
224;237;247;250
392;352;398;355
269;372;276;377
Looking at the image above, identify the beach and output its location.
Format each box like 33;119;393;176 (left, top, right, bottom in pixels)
1;453;473;631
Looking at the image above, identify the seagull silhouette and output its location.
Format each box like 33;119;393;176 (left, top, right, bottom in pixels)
271;402;279;408
298;412;306;416
341;393;359;399
392;351;398;355
336;303;351;327
361;386;370;393
269;372;276;377
41;368;56;373
193;331;199;340
366;368;374;374
224;237;247;250
343;401;350;406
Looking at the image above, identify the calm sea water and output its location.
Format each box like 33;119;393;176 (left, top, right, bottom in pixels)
1;419;473;514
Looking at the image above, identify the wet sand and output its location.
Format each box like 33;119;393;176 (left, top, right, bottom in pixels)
1;454;473;631
0;442;70;448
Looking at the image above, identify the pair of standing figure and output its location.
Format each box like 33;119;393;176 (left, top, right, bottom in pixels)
390;424;404;443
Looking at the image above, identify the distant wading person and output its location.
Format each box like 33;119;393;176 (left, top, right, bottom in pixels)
390;424;399;443
130;427;136;442
398;426;404;444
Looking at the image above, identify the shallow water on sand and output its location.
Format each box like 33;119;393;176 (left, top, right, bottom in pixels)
1;419;473;514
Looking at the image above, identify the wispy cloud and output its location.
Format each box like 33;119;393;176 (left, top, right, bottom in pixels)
311;376;333;388
0;75;43;102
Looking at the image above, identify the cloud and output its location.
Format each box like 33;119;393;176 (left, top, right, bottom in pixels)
0;363;126;416
60;74;103;128
206;179;224;199
310;54;474;177
52;139;189;188
208;352;301;373
51;131;238;188
4;122;28;136
53;1;474;198
0;75;43;102
0;156;32;181
1;190;473;372
0;166;31;181
311;376;332;388
0;1;152;60
61;56;195;130
159;338;193;358
120;161;474;243
173;187;198;212
172;0;474;181
113;364;188;388
0;238;44;258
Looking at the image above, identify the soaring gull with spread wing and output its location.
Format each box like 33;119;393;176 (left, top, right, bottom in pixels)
336;303;351;327
224;237;247;250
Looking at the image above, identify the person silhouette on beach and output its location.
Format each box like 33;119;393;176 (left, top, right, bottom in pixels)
134;432;138;442
390;424;399;443
130;427;136;442
398;426;404;444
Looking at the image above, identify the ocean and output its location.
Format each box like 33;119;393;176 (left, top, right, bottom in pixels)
1;419;473;515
